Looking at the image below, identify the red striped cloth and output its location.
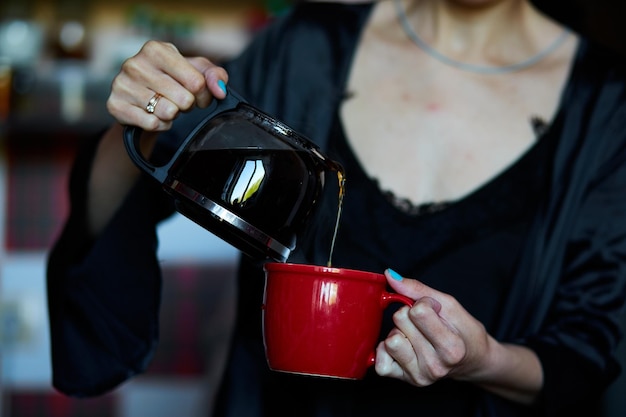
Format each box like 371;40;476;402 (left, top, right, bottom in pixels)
6;390;115;417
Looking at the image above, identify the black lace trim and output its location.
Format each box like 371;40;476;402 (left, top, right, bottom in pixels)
381;188;451;216
381;116;548;216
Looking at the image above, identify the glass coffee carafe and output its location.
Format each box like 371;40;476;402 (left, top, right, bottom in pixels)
123;88;343;262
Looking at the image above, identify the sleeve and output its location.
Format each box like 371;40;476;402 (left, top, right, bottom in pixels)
43;13;285;397
44;2;361;398
524;98;626;415
46;132;175;397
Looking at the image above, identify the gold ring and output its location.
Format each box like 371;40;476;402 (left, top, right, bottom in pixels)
146;93;162;114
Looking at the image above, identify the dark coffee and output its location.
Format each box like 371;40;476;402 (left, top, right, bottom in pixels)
124;94;346;262
170;147;328;246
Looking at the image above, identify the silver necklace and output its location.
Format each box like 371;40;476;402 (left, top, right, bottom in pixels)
393;0;570;75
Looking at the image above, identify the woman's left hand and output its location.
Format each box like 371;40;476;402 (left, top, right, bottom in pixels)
375;270;543;405
375;269;496;387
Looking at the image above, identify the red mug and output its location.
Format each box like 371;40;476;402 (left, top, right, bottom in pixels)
262;263;414;379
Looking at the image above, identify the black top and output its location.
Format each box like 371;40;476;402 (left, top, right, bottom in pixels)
326;113;554;328
46;3;626;417
235;112;556;417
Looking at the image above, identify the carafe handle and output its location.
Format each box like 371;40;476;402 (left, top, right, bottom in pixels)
122;88;246;183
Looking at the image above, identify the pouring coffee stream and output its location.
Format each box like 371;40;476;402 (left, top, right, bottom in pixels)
123;87;346;264
327;170;345;268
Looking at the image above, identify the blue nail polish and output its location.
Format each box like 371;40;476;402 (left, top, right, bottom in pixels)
218;80;227;94
388;269;403;281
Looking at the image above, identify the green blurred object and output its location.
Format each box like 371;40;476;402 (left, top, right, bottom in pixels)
265;0;292;15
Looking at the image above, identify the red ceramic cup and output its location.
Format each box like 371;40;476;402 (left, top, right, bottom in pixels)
262;262;414;379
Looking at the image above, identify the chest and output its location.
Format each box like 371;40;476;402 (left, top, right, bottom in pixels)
326;105;555;326
340;34;572;205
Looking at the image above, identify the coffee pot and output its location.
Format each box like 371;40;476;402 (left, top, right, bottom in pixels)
123;88;342;262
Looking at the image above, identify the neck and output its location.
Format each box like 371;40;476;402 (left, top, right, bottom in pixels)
401;0;561;67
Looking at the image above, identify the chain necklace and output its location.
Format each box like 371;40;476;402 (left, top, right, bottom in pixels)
393;0;570;75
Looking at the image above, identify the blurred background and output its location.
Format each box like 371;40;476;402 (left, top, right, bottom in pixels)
0;0;623;417
0;1;287;416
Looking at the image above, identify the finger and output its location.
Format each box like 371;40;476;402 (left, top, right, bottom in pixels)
374;340;405;378
138;54;227;111
143;92;179;122
115;105;173;132
108;57;196;128
136;64;199;112
107;87;174;131
410;297;459;339
385;327;422;369
108;68;179;121
374;333;408;380
128;42;207;111
396;298;466;370
392;305;457;384
187;57;229;106
385;269;444;304
378;329;436;387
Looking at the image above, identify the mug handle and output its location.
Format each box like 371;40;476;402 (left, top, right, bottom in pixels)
122;88;247;183
366;292;414;367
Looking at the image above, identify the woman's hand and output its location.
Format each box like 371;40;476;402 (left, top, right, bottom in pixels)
375;269;543;405
375;269;492;385
106;40;228;132
88;40;228;235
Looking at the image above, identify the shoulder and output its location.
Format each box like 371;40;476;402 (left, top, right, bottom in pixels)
245;2;374;53
574;37;626;89
225;2;372;85
277;2;374;29
565;37;626;130
222;2;374;137
552;37;626;183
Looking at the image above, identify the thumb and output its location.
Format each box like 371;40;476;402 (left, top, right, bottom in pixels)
186;57;229;104
384;269;442;313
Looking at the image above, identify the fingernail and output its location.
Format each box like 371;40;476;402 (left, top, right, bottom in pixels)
218;80;227;94
387;268;403;281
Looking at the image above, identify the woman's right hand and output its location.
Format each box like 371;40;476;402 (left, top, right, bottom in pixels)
87;41;228;235
106;40;229;132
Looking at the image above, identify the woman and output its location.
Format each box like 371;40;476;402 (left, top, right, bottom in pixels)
47;1;626;416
